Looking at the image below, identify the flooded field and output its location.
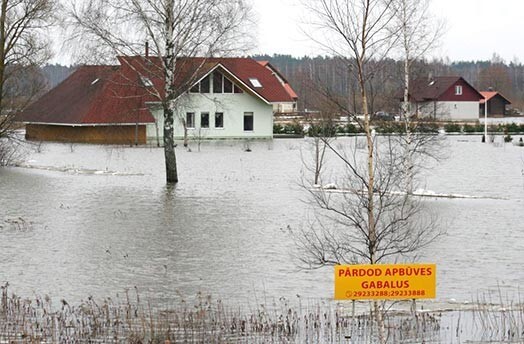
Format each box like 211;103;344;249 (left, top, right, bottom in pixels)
1;135;523;315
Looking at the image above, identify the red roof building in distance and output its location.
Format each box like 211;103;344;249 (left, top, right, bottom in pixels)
407;76;484;121
479;91;511;117
18;56;298;144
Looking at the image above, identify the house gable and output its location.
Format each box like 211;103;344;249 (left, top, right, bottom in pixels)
408;76;483;103
438;78;483;102
186;63;272;105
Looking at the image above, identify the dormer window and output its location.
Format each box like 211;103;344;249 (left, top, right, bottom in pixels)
140;76;153;87
455;85;462;95
249;78;262;88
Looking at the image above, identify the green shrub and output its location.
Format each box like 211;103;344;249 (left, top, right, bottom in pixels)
336;125;347;134
273;123;284;134
505;122;524;133
283;123;304;136
444;123;461;133
307;123;337;137
375;122;408;134
417;122;439;133
345;123;363;134
462;124;483;133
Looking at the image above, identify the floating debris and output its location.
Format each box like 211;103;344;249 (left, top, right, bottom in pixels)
12;163;144;176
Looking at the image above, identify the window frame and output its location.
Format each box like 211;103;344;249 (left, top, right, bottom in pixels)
213;72;223;93
140;76;153;87
233;84;243;94
200;112;210;129
223;77;233;93
249;78;262;88
186;112;195;128
455;85;463;96
200;75;210;93
189;83;199;93
243;112;254;131
214;112;224;129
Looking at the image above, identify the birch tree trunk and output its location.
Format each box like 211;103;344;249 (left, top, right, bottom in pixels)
163;0;178;183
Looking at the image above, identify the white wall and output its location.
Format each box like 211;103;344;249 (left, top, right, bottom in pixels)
146;92;273;143
437;101;479;121
273;102;296;113
414;101;479;121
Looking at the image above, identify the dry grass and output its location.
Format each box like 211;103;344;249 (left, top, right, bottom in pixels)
3;283;523;343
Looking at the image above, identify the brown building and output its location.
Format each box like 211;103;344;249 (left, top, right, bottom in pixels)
17;65;156;145
479;91;511;117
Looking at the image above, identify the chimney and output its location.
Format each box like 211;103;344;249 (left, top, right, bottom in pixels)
145;41;149;58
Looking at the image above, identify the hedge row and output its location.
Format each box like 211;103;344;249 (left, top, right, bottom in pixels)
444;123;524;133
274;122;524;136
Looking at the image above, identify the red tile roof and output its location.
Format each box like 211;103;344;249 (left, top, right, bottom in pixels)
117;56;296;103
409;76;460;101
18;56;297;125
479;91;511;104
18;65;156;125
218;58;296;102
255;60;298;100
408;76;483;102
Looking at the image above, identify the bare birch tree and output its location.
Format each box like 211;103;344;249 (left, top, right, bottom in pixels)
0;0;55;165
391;0;444;193
298;1;443;342
67;0;251;183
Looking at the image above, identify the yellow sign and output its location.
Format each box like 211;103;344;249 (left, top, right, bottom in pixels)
335;264;436;300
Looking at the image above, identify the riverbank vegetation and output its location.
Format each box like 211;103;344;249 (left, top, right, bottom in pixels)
2;284;524;343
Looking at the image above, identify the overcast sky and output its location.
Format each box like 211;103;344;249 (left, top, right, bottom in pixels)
53;0;524;65
253;0;524;63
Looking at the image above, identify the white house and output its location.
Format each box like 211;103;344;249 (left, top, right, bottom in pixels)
145;59;298;142
407;76;484;121
18;56;297;145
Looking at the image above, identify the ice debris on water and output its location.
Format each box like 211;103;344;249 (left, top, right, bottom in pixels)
13;163;143;176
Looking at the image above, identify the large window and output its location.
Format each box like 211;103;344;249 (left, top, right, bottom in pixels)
201;112;209;128
234;85;243;93
190;83;199;93
213;72;223;93
223;77;233;93
190;75;210;93
243;112;253;131
200;75;210;93
186;112;195;128
213;71;239;94
215;112;224;128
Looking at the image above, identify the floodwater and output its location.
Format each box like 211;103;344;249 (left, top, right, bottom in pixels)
0;135;523;312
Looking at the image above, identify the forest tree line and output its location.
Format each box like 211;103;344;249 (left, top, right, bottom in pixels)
253;53;524;115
